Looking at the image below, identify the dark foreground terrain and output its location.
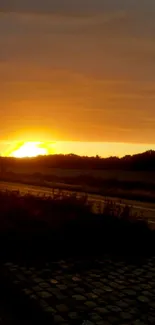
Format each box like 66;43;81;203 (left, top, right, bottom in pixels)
1;256;155;325
2;150;155;203
0;190;155;324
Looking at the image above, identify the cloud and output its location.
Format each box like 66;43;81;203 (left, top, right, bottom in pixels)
1;10;155;85
0;67;155;141
1;0;155;14
0;10;127;36
0;1;155;144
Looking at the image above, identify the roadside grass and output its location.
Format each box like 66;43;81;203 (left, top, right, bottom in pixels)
1;171;155;203
0;191;154;262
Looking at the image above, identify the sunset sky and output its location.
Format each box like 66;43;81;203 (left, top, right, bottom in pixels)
0;1;155;157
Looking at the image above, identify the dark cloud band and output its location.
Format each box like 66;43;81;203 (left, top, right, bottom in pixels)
0;0;154;14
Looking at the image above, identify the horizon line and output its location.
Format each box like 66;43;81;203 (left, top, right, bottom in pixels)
1;149;154;160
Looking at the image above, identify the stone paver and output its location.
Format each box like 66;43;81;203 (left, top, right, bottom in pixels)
3;256;155;324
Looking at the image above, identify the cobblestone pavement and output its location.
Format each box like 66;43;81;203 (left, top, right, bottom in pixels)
3;256;155;325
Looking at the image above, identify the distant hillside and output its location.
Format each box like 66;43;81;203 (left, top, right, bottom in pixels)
1;150;155;171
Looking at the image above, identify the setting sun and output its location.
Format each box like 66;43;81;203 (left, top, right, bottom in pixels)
11;142;48;158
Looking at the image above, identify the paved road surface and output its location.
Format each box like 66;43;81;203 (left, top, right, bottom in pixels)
0;181;155;225
3;256;155;325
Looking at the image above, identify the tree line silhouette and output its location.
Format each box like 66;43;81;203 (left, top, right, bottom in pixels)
1;150;155;171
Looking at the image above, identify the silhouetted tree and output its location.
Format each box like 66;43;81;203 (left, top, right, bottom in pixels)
1;150;155;172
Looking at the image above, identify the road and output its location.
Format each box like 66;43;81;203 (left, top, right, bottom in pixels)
0;181;155;226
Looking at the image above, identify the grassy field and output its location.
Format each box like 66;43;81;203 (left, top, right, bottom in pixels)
7;166;155;183
2;166;155;204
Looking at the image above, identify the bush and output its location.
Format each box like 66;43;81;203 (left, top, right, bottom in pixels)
0;190;154;261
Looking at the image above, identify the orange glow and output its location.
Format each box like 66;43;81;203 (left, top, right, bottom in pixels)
10;142;48;158
3;141;155;158
0;10;155;149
